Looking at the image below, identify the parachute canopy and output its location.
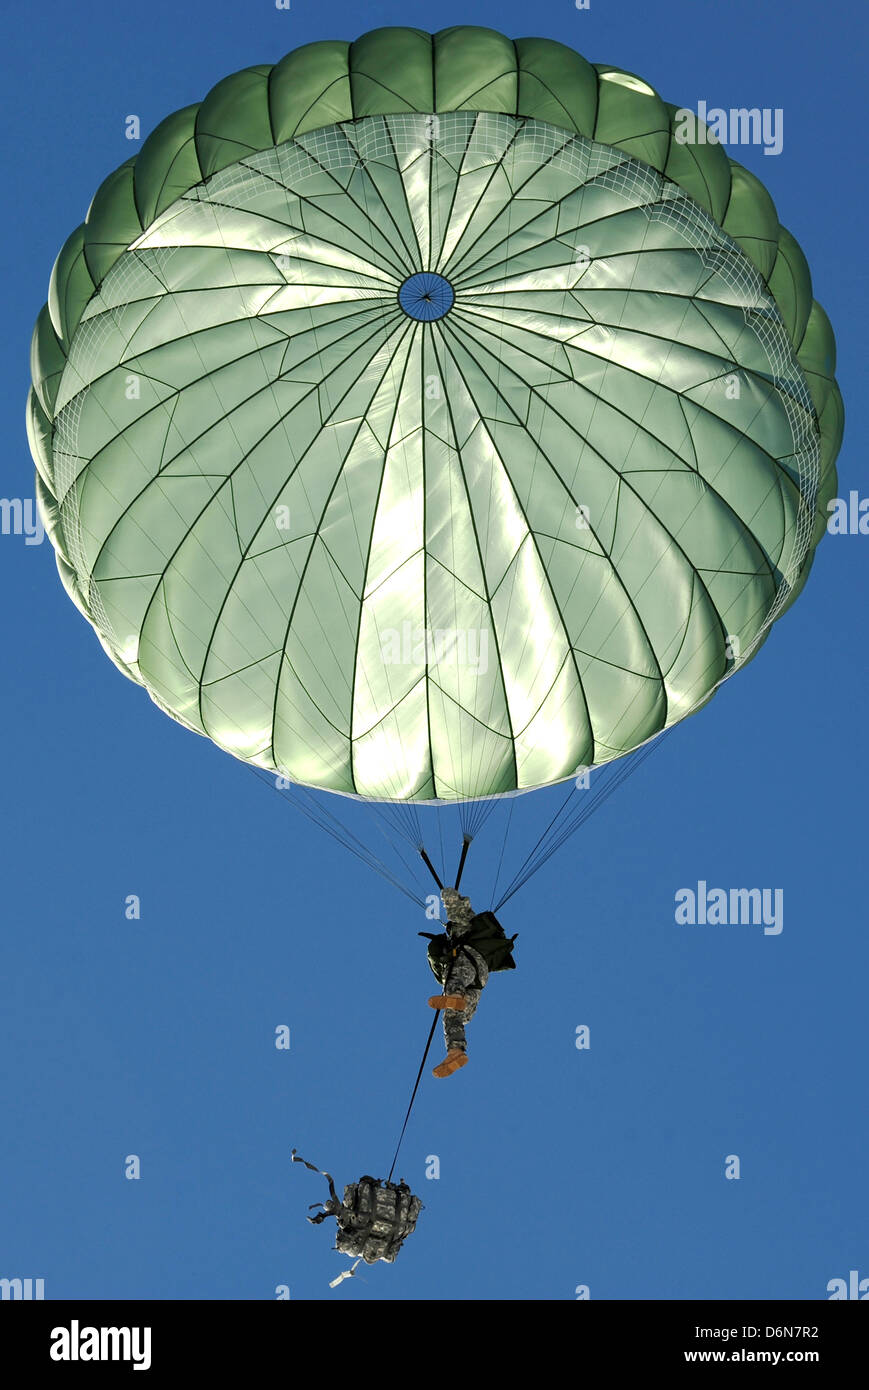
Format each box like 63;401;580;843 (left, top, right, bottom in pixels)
28;28;842;805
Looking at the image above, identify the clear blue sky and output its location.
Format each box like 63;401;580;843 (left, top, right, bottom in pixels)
2;0;865;1300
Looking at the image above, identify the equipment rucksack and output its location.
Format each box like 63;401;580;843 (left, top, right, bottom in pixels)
334;1178;424;1265
468;910;518;971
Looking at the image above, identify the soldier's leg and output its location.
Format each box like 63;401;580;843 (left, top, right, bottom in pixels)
444;951;479;1044
433;953;480;1076
443;984;481;1054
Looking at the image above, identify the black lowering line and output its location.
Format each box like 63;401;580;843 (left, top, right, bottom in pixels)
387;1012;440;1183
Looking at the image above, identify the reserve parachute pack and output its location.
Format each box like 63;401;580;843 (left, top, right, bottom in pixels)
422;909;518;983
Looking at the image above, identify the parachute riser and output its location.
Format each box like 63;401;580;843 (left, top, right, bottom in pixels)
454;835;472;890
419;848;443;889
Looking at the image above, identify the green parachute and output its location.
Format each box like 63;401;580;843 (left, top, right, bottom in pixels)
28;28;842;816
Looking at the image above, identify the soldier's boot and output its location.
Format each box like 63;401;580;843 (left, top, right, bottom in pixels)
432;1049;468;1078
428;994;467;1011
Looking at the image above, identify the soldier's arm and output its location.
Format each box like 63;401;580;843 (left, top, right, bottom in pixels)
441;887;474;925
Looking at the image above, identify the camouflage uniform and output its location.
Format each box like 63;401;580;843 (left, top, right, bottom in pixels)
439;888;489;1055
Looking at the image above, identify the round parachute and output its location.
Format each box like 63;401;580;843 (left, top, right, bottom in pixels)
28;28;842;807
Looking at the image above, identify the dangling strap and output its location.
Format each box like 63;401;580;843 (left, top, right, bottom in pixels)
294;1151;365;1290
291;1148;338;1204
329;1259;362;1288
291;1147;324;1175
